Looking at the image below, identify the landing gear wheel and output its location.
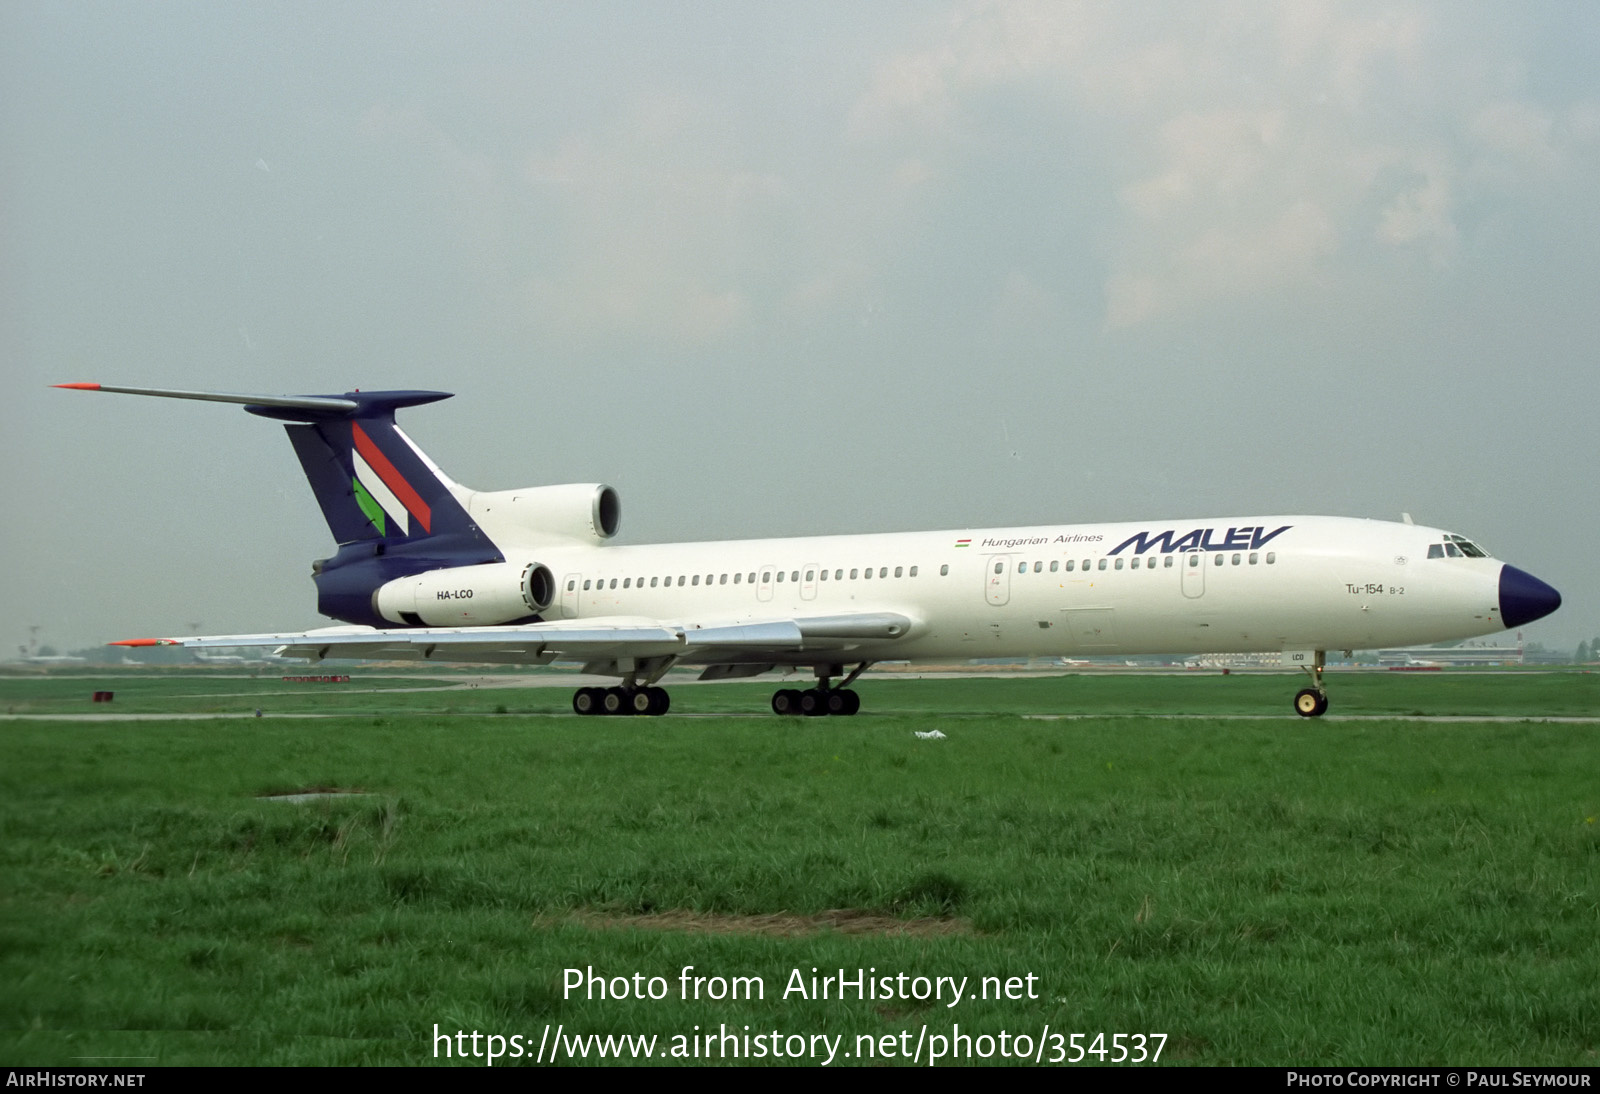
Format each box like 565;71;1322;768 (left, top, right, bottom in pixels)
629;689;655;715
573;687;601;716
602;687;628;716
772;689;803;716
826;689;860;716
799;689;828;717
646;686;670;716
1294;688;1329;718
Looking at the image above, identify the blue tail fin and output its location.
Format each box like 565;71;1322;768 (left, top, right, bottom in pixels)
253;390;477;546
56;384;505;625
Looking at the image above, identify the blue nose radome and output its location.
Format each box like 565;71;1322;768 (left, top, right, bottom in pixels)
1499;565;1562;629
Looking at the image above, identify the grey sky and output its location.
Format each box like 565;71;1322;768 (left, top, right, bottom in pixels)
4;2;1596;654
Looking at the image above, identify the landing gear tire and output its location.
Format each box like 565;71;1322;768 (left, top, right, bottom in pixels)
573;687;602;716
602;687;628;716
772;689;803;716
799;689;828;717
826;689;860;716
1294;688;1329;718
629;689;655;715
645;686;670;716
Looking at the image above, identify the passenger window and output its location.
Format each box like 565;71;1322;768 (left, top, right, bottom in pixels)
567;580;575;592
995;562;1004;574
1082;559;1090;570
1188;555;1198;568
894;566;903;578
719;574;727;585
792;571;800;582
1213;554;1223;566
1097;559;1107;571
1165;556;1174;568
692;575;700;586
1232;554;1241;565
1266;553;1275;564
806;570;814;581
1249;553;1258;565
1130;557;1139;570
749;573;756;583
864;567;873;580
651;577;659;587
851;568;859;579
910;566;918;577
1114;558;1124;570
776;571;785;582
1017;562;1027;574
610;578;618;589
623;578;631;589
835;569;843;580
1066;560;1075;572
1034;561;1043;573
733;573;741;584
939;564;948;576
583;580;591;591
819;570;827;581
761;571;771;583
1050;561;1059;572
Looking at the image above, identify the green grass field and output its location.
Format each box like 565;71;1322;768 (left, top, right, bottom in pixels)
2;669;1596;1066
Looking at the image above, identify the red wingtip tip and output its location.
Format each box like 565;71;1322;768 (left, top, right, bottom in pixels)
54;382;102;390
110;638;173;647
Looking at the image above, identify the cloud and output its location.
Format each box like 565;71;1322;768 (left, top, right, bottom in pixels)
844;1;1597;328
509;96;790;350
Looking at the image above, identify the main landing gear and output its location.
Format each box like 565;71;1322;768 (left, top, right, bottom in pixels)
771;663;869;717
573;685;670;717
772;687;860;716
1293;651;1330;718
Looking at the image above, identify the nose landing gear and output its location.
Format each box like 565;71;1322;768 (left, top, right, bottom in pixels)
1292;651;1329;717
1294;687;1329;717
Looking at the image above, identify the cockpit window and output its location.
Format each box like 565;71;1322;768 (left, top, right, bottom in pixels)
1429;535;1488;560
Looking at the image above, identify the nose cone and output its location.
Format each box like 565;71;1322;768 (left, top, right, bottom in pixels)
1499;565;1562;628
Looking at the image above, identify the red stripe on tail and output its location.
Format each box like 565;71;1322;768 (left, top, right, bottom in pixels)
351;422;432;533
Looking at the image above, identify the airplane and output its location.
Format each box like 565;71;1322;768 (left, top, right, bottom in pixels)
191;651;254;665
56;383;1562;718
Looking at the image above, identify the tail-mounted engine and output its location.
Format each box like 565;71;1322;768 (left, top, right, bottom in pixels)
373;561;555;627
466;483;620;546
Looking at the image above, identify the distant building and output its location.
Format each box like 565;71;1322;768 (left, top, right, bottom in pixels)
1376;644;1523;667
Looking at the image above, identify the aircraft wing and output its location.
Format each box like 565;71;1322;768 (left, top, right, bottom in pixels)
114;612;917;669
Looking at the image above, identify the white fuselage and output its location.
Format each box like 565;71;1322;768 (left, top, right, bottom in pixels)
470;515;1506;663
